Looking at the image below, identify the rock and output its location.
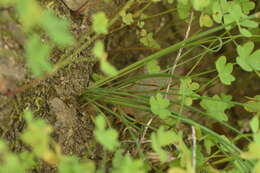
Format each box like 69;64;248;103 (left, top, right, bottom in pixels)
48;97;89;155
62;0;88;11
0;49;25;94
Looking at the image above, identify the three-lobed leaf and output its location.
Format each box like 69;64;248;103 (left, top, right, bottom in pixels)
236;42;260;72
215;56;235;85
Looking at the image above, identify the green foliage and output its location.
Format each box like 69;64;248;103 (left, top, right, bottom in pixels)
234;0;255;14
236;42;260;72
215;56;235;85
140;32;160;49
244;95;260;116
40;11;74;46
120;11;134;25
191;0;212;11
0;142;35;173
177;1;191;19
0;0;260;172
200;94;234;121
112;150;146;173
92;40;118;76
151;126;178;162
94;114;120;151
199;13;214;27
92;12;109;34
250;116;259;134
146;60;161;74
150;93;171;119
211;0;257;36
203;137;215;154
179;77;199;106
58;156;95;173
0;0;74;76
21;111;53;160
15;0;42;30
25;34;52;76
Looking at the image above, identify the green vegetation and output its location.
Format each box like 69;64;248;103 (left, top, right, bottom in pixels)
0;0;260;173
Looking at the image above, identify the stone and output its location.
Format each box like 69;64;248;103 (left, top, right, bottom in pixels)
62;0;88;11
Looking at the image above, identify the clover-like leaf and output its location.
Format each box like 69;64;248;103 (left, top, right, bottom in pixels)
200;94;234;121
150;93;171;119
179;78;200;106
94;114;120;151
215;56;235;85
234;0;255;14
212;0;230;23
236;42;260;72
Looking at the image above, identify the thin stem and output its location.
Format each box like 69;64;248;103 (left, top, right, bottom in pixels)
165;11;194;96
